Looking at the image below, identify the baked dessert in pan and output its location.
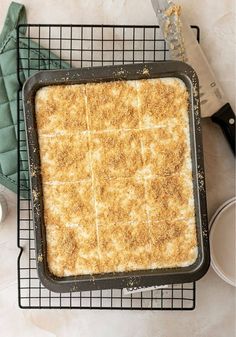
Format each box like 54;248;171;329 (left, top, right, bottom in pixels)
35;78;197;277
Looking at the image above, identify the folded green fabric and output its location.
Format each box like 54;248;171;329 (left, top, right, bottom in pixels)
0;2;69;197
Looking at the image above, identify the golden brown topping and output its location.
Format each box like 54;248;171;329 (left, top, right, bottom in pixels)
165;4;181;17
140;126;187;176
36;78;196;277
91;131;143;180
99;222;151;273
46;224;100;276
146;174;195;221
43;181;96;227
150;219;197;268
39;134;91;182
138;79;189;127
35;85;87;134
96;178;146;224
86;81;139;130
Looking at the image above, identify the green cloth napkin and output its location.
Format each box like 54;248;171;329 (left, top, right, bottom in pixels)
0;2;69;196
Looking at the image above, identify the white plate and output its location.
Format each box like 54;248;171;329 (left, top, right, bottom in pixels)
209;197;236;287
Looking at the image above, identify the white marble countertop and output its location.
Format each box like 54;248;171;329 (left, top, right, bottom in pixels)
0;1;235;336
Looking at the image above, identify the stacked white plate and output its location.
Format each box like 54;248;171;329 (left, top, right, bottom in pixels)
210;197;236;287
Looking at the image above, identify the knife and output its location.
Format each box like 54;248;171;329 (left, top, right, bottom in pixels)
151;0;236;155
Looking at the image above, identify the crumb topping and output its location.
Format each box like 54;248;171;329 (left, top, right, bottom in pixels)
35;78;197;277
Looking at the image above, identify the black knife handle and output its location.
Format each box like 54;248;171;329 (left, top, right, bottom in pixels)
211;103;235;155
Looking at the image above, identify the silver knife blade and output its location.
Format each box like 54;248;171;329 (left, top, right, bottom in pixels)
151;0;227;118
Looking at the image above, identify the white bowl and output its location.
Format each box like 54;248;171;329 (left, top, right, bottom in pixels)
209;197;236;287
0;194;8;223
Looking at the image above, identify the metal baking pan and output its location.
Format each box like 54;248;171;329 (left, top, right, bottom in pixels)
23;61;210;293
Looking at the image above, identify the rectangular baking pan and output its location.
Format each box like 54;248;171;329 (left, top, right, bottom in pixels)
23;61;210;293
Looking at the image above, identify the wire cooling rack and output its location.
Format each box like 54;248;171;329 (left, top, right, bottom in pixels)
17;24;199;310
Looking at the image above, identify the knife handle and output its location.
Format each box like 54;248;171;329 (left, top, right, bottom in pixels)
211;103;235;155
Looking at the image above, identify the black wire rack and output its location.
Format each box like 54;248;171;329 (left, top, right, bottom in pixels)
17;24;199;310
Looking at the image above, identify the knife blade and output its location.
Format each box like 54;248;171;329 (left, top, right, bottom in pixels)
151;0;235;154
